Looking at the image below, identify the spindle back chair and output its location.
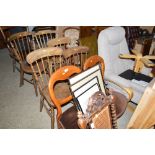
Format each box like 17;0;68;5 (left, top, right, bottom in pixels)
63;46;89;70
47;37;71;50
8;31;38;96
27;47;65;128
33;30;58;49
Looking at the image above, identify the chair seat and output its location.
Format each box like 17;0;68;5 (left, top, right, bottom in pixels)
21;61;46;74
112;91;128;119
60;105;79;129
42;81;71;106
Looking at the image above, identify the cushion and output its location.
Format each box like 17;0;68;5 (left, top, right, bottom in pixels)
60;105;79;129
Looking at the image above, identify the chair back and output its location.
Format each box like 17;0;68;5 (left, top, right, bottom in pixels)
63;27;80;48
33;30;58;49
8;31;34;62
47;37;71;50
83;55;105;78
48;65;81;119
98;26;134;75
26;47;63;92
63;46;89;70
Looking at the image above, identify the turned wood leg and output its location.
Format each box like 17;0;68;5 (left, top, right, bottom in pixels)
32;74;38;96
110;101;118;129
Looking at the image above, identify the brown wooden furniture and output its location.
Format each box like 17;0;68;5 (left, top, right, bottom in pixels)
47;37;71;50
63;46;89;70
26;47;65;128
83;55;132;118
127;78;155;129
8;31;38;96
48;65;81;129
33;30;58;49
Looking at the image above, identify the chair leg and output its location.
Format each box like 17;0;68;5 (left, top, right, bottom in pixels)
51;107;55;129
32;74;38;96
40;96;44;112
12;58;16;72
20;66;24;87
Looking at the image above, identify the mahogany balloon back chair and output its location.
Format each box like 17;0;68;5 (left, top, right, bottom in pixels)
48;65;81;128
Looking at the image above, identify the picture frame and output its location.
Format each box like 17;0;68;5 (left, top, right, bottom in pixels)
69;64;106;114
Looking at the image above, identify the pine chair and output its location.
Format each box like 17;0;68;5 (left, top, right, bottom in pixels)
8;31;38;96
48;65;81;129
47;37;71;50
63;27;80;48
26;47;67;128
33;30;58;49
127;78;155;129
63;46;89;70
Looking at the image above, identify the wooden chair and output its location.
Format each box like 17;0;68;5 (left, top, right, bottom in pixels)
26;47;67;128
8;31;38;96
83;55;133;119
63;27;80;48
48;65;81;128
127;78;155;129
63;46;89;70
47;37;71;50
33;30;58;49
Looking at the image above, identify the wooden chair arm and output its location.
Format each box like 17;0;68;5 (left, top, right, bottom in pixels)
119;54;136;59
144;55;155;60
141;58;155;67
131;49;142;56
106;79;133;102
